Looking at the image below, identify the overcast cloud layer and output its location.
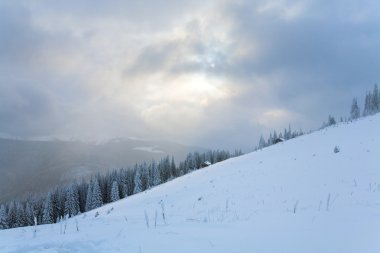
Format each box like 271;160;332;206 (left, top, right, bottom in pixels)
0;0;379;151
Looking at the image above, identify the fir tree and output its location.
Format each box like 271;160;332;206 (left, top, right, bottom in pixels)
77;179;88;213
51;188;64;222
25;202;35;226
0;204;8;229
258;135;266;149
350;98;360;119
268;133;273;145
372;84;379;113
110;181;120;202
363;92;372;116
64;186;80;217
185;153;194;172
91;179;103;209
328;115;336;126
42;192;54;224
286;124;292;139
140;163;149;191
122;169;136;197
170;156;177;178
7;202;18;228
15;202;27;227
159;156;171;182
148;160;160;187
85;182;93;211
134;168;142;194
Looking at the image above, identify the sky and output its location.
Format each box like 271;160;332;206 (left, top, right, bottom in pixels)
0;0;379;151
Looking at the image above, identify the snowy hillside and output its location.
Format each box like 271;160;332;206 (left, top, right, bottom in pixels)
1;115;380;253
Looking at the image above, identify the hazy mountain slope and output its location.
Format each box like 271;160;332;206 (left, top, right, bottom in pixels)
0;138;203;202
1;115;380;253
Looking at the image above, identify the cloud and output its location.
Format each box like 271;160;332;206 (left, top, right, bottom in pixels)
0;0;379;151
221;0;380;120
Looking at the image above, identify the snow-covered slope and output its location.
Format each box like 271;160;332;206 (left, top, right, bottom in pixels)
1;115;380;253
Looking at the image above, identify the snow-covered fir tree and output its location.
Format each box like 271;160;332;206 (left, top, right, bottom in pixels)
64;186;80;217
91;179;103;209
15;202;26;227
258;135;266;149
361;84;380;116
110;181;120;202
372;84;379;112
268;133;273;146
121;169;135;197
133;167;142;194
170;156;177;178
140;163;149;191
159;156;171;183
77;179;88;213
327;115;336;126
85;182;93;212
351;98;360;119
148;160;160;187
185;153;194;172
42;192;54;224
0;204;7;229
6;202;18;228
363;92;372;116
25;202;35;226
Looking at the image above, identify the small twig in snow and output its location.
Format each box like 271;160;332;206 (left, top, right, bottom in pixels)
154;210;158;228
144;210;150;229
33;216;37;238
293;200;299;214
326;193;331;211
75;218;79;232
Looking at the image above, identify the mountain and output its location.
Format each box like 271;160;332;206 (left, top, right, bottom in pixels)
0;138;204;202
1;114;380;252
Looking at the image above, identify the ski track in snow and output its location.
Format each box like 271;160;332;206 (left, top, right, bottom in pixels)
1;115;380;252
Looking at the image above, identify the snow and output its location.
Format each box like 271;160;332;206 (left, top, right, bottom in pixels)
1;115;380;252
133;146;164;154
202;161;212;166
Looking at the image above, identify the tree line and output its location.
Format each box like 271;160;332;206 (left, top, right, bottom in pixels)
324;83;379;127
256;125;304;150
255;84;380;151
351;84;379;119
0;149;242;229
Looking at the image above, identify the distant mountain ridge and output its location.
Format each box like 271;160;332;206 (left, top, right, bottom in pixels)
0;138;204;202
